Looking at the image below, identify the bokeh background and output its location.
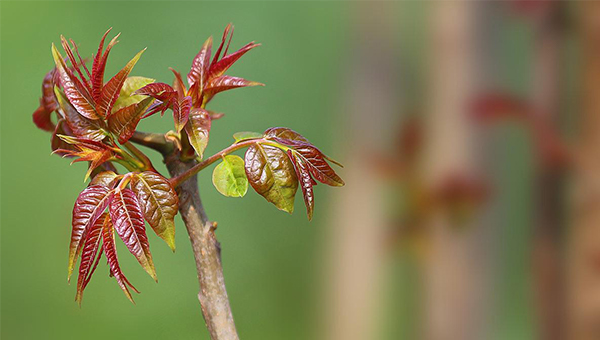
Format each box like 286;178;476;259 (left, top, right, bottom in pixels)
2;1;599;340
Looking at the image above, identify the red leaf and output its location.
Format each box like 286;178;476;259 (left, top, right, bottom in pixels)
98;48;145;118
107;97;154;143
110;188;157;281
51;119;77;156
134;82;177;102
101;213;137;303
52;44;98;120
92;29;120;102
294;145;344;187
33;104;55;132
204;75;263;101
60;36;92;94
54;87;105;141
212;23;234;67
288;150;315;220
185;108;212;159
170;67;187;99
69;185;113;281
207;42;260;80
76;212;109;304
42;69;58;112
173;96;191;132
187;36;213;88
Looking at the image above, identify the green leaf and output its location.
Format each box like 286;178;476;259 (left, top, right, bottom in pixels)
244;144;298;213
212;155;248;197
233;131;262;143
112;76;155;112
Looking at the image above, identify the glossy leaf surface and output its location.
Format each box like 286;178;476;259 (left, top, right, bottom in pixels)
131;171;178;251
107;97;154;143
288;150;315;220
98;48;145;118
69;185;113;280
102;215;137;303
76;212;108;303
112;76;155;112
110;188;157;281
245;144;298;213
212;155;248;197
185;108;211;159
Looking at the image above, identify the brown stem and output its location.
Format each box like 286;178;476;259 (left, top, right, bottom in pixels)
165;152;239;340
129;131;174;156
169;138;267;187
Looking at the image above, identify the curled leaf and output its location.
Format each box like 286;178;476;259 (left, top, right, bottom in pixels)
89;171;119;188
212;155;248;197
245;143;298;213
131;171;178;251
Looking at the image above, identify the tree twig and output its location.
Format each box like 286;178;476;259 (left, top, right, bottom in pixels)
129;131;174;156
165;152;239;340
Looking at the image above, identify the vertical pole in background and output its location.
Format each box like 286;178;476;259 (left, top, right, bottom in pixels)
568;3;600;340
422;2;491;339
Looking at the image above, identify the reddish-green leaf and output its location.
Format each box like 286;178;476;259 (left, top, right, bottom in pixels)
173;96;192;132
51;119;77;156
245;144;298;213
233;131;262;143
110;188;157;281
102;214;137;303
60;36;92;94
92;30;120;102
112;76;155;112
107;97;154;143
98;48;145;118
288;150;315;220
134;82;177;102
76;212;108;304
185;108;211;159
204;76;263;101
187;36;213;88
89;171;119;188
69;185;113;281
170;67;187;98
131;171;179;251
207;42;260;80
54;86;105;141
33;70;59;132
212;23;234;67
52;44;98;120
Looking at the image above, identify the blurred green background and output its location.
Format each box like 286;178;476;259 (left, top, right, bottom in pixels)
1;2;536;340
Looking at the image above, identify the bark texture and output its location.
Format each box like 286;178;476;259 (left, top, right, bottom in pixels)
166;154;239;340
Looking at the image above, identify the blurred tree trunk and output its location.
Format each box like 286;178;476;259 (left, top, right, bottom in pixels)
529;3;566;340
321;3;400;340
421;2;492;340
567;3;600;340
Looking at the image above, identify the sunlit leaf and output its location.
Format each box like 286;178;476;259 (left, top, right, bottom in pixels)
60;36;92;94
112;76;155;112
212;155;248;197
233;131;262;143
101;213;137;303
98;48;145;118
185;108;211;159
89;171;119;188
204;75;263;101
110;188;157;281
92;29;120;102
207;42;260;80
287;150;315;220
134;82;177;102
131;171;178;251
54;86;105;141
245;143;298;213
212;23;234;67
52;44;98;120
69;185;113;281
173;96;192;132
76;212;108;304
107;97;154;143
187;36;213;89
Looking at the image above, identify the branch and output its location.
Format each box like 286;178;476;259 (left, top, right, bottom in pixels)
165;152;239;340
129;131;175;156
169;138;271;187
